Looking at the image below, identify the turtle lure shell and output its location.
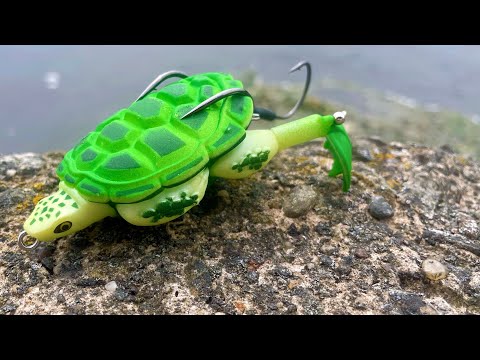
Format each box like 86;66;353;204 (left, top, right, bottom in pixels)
56;73;254;204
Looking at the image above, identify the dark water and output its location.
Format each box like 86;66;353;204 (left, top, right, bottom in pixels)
1;45;479;153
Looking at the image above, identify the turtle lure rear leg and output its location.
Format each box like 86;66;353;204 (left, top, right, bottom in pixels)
210;130;279;178
211;112;352;191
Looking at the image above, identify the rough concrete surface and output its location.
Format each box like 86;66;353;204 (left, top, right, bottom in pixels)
0;140;479;315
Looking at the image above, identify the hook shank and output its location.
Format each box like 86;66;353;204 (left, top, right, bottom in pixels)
180;88;252;120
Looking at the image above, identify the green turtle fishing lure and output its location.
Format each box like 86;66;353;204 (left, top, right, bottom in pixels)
19;61;352;249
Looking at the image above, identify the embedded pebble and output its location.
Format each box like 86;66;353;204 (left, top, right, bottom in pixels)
353;147;373;162
286;304;298;314
319;255;334;268
389;291;427;315
275;266;293;278
105;281;118;293
320;245;336;256
422;259;448;281
354;248;369;259
368;196;394;220
354;296;369;310
5;169;16;178
288;280;301;289
283;185;317;218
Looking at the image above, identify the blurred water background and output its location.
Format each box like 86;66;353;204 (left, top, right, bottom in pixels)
1;45;479;157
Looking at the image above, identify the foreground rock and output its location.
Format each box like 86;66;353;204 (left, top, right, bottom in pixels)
0;139;479;315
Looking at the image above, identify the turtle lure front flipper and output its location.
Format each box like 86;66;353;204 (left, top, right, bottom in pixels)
324;116;352;192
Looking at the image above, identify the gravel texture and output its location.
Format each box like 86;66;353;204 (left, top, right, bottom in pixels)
0;139;479;315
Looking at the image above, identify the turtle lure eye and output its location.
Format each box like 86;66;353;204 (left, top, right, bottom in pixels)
54;221;72;233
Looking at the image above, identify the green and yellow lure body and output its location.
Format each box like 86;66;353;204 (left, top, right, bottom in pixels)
20;64;352;247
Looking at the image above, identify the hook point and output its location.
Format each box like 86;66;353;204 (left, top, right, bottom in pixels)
289;60;309;74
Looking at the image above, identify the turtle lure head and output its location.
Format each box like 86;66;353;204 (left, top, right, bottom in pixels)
21;182;116;246
323;111;352;192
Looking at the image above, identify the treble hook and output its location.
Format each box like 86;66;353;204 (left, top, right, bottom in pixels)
253;61;311;121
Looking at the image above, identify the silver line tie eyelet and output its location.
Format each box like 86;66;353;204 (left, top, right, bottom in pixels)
18;231;39;250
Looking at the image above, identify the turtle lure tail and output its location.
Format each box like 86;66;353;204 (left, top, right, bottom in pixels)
324;124;352;192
